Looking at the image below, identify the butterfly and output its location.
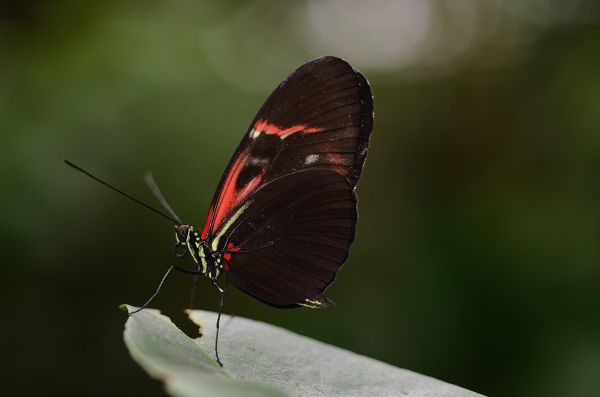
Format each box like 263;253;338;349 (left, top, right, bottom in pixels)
66;56;373;366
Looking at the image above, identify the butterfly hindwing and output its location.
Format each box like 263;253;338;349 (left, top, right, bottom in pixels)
201;56;373;239
210;169;357;307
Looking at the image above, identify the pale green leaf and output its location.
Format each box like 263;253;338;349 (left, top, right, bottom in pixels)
123;305;485;397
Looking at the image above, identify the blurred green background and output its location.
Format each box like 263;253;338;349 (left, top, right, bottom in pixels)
2;0;600;396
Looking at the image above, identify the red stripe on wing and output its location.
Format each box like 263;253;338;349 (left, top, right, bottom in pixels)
205;150;267;234
200;204;214;239
254;119;323;138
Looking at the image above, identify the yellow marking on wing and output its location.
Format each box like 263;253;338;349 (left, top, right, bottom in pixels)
211;201;251;251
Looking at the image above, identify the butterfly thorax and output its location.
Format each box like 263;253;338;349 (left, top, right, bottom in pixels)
174;224;225;280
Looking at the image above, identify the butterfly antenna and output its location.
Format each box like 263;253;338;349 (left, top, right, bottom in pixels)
64;159;180;225
143;171;182;225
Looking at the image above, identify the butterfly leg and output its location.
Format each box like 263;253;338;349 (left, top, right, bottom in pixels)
130;265;175;315
223;273;236;327
211;279;227;367
130;265;203;315
172;265;203;275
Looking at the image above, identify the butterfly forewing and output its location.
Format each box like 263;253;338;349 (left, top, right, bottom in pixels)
201;56;373;239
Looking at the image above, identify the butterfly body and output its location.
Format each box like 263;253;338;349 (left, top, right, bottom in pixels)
171;56;373;309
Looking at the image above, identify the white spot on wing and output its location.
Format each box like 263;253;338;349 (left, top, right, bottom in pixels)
305;154;319;165
250;157;269;166
249;129;261;139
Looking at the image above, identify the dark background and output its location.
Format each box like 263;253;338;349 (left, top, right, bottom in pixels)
2;1;600;396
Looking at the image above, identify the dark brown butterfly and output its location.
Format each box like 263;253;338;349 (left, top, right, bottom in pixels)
66;56;374;366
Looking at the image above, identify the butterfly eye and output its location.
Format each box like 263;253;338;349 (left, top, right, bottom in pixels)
178;226;188;240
